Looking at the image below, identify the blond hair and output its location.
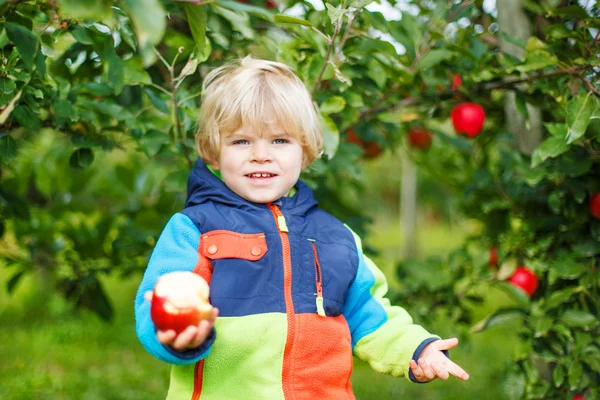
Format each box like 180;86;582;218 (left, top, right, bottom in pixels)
195;57;323;166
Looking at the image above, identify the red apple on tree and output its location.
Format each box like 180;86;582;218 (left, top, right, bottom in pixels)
346;129;383;159
573;394;584;400
408;128;433;150
590;193;600;219
451;74;462;91
489;246;498;267
507;266;538;297
150;271;213;334
450;102;485;138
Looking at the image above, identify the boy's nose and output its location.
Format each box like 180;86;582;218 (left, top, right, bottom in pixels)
251;141;272;162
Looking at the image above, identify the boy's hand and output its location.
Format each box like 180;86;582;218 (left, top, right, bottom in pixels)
156;307;219;351
409;337;470;382
145;290;219;351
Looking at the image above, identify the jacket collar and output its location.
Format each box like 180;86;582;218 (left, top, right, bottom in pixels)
185;158;318;215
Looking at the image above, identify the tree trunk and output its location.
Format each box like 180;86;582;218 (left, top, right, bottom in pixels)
497;0;543;154
400;150;417;259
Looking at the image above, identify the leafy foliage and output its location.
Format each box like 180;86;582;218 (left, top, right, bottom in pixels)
0;0;599;398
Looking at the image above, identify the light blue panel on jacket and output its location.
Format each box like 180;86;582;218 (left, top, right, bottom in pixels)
342;249;388;348
134;213;214;364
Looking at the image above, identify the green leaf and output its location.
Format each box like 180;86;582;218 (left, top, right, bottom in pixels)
471;307;526;332
325;4;345;24
366;59;387;88
415;49;455;71
560;310;598;329
184;4;209;56
217;0;275;20
107;52;124;94
400;12;422;49
566;91;597;143
516;50;558;72
123;58;152;85
7;270;25;294
5;22;38;68
0;134;17;162
549;256;585;281
534;315;554;337
568;362;583;390
78;276;114;322
274;15;313;27
350;0;373;8
69;148;95;169
545;122;567;137
549;5;591;19
495;281;531;309
143;88;169;114
58;0;112;20
121;0;166;66
572;239;600;258
531;136;570;167
553;363;565;387
0;77;16;94
212;5;254;38
320;96;346;115
164;168;188;192
502;369;526;400
546;286;582;309
13;105;40;132
140;129;170;157
320;112;339;159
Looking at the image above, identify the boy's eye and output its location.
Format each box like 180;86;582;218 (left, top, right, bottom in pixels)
232;139;250;145
273;138;289;144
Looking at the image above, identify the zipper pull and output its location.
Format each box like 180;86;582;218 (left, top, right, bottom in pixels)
316;295;325;317
277;215;289;232
269;204;289;232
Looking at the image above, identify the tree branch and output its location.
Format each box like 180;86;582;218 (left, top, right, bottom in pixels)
359;65;591;120
363;0;475;120
311;2;346;96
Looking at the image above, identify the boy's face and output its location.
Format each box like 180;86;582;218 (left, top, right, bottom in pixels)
209;120;304;204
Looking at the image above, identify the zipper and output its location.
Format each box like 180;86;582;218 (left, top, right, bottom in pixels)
191;359;204;400
308;239;326;317
268;204;294;400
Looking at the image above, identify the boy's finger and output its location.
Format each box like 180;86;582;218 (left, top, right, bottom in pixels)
172;326;198;350
418;359;436;381
156;329;176;344
190;320;213;348
409;360;425;381
144;291;153;302
430;362;449;380
447;360;470;381
435;337;459;351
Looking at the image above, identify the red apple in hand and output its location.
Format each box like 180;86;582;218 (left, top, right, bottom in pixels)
408;128;433;150
450;103;485;138
150;271;213;334
590;193;600;219
507;266;538;297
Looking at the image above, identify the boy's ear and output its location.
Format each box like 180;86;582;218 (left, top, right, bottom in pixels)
208;158;220;170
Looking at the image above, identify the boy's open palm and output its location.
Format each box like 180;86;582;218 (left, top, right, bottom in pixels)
409;338;470;383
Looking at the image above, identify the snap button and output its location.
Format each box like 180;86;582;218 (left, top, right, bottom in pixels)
251;246;262;256
207;244;218;255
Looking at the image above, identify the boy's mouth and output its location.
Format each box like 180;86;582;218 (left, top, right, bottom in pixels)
246;173;277;178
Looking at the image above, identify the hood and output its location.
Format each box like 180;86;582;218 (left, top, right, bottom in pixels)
185;158;319;215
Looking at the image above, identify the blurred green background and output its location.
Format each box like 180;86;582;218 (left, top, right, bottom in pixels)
0;152;520;400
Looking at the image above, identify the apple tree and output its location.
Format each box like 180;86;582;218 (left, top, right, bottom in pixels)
0;0;599;398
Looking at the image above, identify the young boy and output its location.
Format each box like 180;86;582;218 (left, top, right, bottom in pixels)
135;57;469;400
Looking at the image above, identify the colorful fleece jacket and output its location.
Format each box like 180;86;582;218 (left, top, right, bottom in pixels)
135;158;440;400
